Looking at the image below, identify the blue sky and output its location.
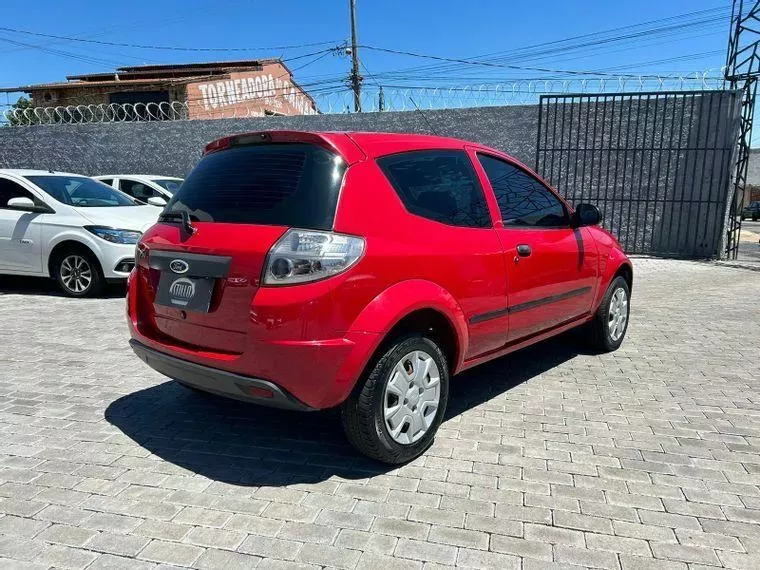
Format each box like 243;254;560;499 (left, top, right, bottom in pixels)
0;0;731;111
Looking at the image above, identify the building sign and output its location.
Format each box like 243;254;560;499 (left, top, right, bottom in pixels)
187;66;316;119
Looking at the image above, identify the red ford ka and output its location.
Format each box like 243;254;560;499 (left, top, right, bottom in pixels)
127;131;632;463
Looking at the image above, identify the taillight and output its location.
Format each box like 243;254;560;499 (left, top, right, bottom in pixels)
263;229;365;286
135;242;149;266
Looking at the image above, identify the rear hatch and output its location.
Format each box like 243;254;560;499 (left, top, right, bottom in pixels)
135;135;350;353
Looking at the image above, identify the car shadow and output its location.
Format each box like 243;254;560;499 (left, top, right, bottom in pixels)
0;275;126;298
105;333;587;486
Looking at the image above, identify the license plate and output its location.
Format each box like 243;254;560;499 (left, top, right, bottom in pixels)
155;273;215;312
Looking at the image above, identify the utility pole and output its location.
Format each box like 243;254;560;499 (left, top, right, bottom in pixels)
349;0;362;112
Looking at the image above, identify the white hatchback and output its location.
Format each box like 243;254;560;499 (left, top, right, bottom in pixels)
0;169;160;296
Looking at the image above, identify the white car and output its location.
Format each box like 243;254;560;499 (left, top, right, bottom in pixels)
95;175;183;206
0;169;160;297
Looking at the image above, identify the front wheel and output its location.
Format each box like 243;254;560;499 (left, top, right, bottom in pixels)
586;276;630;352
341;334;449;464
53;249;104;297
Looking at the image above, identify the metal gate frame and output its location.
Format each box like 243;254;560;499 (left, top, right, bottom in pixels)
535;90;740;258
724;0;760;259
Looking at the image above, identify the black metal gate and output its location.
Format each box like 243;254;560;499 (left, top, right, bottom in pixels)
535;90;741;258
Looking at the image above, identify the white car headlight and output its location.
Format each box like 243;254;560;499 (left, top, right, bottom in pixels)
84;226;142;245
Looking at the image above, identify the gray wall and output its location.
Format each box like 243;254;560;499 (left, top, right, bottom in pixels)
0;106;539;177
0;99;740;258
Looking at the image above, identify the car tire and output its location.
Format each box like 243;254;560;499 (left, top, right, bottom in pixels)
52;247;104;297
341;334;449;464
586;275;630;352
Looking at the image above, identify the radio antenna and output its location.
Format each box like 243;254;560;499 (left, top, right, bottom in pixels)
409;96;439;136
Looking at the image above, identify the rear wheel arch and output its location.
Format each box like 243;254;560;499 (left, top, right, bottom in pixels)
613;262;633;294
345;280;469;375
375;308;459;376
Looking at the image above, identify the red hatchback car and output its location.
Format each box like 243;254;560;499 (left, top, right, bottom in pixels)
128;130;632;463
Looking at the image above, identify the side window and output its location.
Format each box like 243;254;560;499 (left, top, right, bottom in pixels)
478;154;569;228
0;177;36;210
99;178;114;187
377;150;491;228
119;180;156;201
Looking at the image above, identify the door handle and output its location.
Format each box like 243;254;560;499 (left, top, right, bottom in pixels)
516;244;532;257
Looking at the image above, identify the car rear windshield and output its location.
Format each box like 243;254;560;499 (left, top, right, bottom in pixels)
164;143;346;229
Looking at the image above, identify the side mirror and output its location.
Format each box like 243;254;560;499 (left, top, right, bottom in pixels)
573;203;601;227
147;196;167;207
7;196;42;212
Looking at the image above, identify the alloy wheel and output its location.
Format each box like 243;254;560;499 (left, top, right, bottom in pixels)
383;350;441;445
60;255;93;294
608;287;628;342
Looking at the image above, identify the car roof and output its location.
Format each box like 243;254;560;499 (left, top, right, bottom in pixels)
0;168;85;177
95;174;183;180
205;130;515;163
342;131;468;147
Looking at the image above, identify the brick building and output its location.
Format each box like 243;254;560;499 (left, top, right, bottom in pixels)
1;59;318;119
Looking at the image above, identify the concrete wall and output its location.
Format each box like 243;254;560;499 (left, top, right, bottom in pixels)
0;105;539;177
0;99;739;258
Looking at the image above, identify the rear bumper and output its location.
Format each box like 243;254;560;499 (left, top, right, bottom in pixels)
129;339;314;411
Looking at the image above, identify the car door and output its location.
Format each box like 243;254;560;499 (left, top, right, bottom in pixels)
474;153;599;342
119;178;161;204
0;176;46;273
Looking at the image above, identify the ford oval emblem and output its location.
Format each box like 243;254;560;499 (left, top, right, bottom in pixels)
169;259;189;274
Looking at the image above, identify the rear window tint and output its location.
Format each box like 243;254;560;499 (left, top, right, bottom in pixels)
377;150;491;228
165;143;346;229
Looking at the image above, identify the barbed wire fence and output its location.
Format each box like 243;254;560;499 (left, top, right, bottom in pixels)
1;72;729;127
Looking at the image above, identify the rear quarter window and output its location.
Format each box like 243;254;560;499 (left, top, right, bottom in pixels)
165;143;346;230
377;150;491;228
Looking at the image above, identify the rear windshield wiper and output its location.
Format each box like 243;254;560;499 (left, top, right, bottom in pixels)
159;210;197;234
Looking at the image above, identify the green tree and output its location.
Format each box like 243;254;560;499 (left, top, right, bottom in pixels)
6;96;38;126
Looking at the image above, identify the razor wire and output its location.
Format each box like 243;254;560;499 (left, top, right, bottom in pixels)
1;73;727;126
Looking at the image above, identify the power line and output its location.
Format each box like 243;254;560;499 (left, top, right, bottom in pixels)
361;7;728;82
0;45;339;91
0;35;131;67
0;5;270;55
0;26;342;53
474;7;728;63
359;45;678;79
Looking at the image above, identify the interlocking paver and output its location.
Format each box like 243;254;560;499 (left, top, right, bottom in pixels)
193;548;263;569
138;538;204;566
35;544;99;569
36;524;97;547
0;259;758;568
85;531;150;556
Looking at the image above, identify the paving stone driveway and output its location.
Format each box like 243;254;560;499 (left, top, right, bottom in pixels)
0;258;759;570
